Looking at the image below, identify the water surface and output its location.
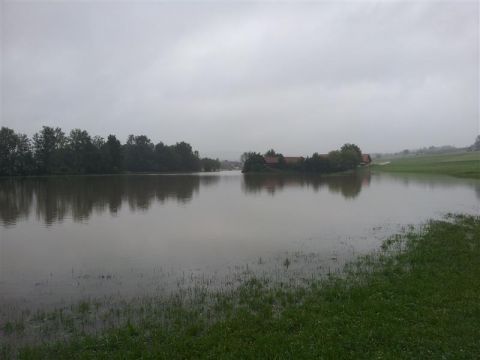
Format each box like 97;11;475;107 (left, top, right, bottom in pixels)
1;171;478;311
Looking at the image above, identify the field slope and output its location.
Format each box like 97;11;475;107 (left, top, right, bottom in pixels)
373;151;480;179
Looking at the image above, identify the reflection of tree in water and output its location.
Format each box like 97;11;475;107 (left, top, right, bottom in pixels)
325;173;370;199
242;172;370;199
0;175;219;226
0;179;35;226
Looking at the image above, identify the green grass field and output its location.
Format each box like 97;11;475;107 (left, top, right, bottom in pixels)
5;214;480;359
373;151;480;179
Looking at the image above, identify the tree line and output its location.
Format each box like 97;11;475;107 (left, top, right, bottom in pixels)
242;144;365;173
0;126;221;176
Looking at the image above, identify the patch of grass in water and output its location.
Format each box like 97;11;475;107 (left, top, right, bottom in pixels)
2;321;25;336
6;214;480;359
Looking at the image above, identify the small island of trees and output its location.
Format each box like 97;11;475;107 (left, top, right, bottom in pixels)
0;126;221;176
242;144;370;174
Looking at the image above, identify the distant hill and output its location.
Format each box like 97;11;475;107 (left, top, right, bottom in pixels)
373;145;469;160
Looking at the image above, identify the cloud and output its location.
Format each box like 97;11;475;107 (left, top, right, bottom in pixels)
1;1;478;158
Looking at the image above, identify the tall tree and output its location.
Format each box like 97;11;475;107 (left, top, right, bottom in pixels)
242;152;266;173
32;126;66;174
67;129;99;174
340;143;362;169
14;133;35;175
0;127;19;176
124;135;155;172
172;142;201;171
102;135;123;172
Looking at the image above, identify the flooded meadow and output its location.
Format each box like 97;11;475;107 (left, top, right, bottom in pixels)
1;171;479;347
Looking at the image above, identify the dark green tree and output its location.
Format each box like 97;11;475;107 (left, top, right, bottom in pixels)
124;135;155;172
92;136;105;149
0;127;19;176
264;149;278;156
32;126;67;174
242;152;266;173
14;133;35;175
154;142;175;171
327;150;343;171
0;127;33;175
171;142;201;171
201;158;221;172
304;153;330;173
66;129;101;174
102;135;123;173
340;143;362;169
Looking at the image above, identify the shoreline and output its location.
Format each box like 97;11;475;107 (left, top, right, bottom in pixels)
4;214;479;359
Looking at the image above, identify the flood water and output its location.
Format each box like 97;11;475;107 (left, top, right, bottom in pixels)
1;171;479;312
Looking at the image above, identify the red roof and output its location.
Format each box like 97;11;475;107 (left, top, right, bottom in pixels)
264;156;280;165
284;156;304;164
361;154;371;163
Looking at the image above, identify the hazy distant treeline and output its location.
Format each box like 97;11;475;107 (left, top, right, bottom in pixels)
373;135;480;159
0;126;221;176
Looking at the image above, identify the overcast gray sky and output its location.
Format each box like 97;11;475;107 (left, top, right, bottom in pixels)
1;1;478;159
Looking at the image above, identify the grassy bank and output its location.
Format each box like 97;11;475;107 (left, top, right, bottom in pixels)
4;214;480;359
373;151;479;179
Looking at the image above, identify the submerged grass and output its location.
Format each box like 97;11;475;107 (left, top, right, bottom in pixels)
5;214;480;359
373;151;480;179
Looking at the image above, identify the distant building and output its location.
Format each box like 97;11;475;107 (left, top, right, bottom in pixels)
283;156;304;165
264;156;304;167
360;154;372;165
264;156;280;166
